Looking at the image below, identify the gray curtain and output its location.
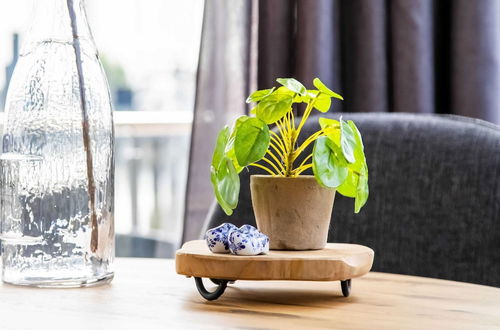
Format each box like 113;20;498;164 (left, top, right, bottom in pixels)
183;0;500;242
258;0;500;117
183;0;254;242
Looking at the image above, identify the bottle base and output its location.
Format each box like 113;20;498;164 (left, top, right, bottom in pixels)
2;272;114;288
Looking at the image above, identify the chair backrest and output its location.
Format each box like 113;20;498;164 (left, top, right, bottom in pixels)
203;113;500;287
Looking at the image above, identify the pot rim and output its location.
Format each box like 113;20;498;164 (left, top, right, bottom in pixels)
250;174;316;180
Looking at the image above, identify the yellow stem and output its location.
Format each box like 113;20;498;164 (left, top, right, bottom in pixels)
278;119;294;168
270;134;287;156
285;116;294;150
282;111;289;130
279;116;295;177
286;111;293;133
266;149;286;172
303;129;324;147
287;111;296;150
293;130;325;161
260;156;284;175
269;140;286;160
292;153;313;173
293;163;313;176
275;119;289;151
295;100;316;139
249;163;276;176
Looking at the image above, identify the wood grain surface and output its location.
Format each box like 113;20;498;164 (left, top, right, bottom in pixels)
176;240;374;281
0;258;499;330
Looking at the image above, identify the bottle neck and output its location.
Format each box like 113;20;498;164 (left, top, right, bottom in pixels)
22;0;95;55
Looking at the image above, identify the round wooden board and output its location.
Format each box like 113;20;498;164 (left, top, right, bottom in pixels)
175;240;374;281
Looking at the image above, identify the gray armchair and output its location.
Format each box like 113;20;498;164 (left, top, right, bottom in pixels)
203;113;500;287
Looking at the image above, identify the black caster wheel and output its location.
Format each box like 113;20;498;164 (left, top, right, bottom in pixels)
210;278;236;285
341;279;351;297
194;277;228;301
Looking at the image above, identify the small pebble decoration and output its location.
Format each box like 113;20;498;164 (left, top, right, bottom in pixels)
205;223;269;256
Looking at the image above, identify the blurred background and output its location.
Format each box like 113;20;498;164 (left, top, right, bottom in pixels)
1;0;499;256
0;0;204;256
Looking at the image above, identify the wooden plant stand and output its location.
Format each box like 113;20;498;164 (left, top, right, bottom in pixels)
176;240;374;301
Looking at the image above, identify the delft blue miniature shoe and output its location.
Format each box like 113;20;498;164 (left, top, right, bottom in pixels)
228;225;269;256
205;223;238;253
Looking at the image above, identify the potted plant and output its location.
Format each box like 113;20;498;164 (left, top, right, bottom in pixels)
210;78;368;250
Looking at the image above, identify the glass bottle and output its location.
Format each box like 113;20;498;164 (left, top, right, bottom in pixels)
0;0;114;287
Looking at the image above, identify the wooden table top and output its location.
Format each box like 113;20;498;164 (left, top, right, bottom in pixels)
1;258;499;330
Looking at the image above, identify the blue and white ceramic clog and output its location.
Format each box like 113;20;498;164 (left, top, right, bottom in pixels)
228;225;269;256
204;223;238;253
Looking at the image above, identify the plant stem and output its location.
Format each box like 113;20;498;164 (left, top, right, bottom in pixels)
283;119;295;177
275;119;289;152
67;0;98;253
270;131;287;153
269;93;332;177
293;130;325;161
292;153;313;174
268;138;286;160
261;156;285;175
295;97;317;140
293;163;313;176
266;149;286;173
249;163;277;176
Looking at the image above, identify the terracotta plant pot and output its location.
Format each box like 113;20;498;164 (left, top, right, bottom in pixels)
250;175;336;250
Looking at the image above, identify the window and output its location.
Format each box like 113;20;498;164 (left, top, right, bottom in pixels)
0;0;204;254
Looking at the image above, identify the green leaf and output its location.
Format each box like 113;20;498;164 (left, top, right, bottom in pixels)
335;120;369;212
210;156;240;215
226;145;243;173
312;136;348;188
315;118;369;212
276;78;307;96
308;90;332;112
318;117;341;150
348;120;364;151
340;119;357;163
347;120;365;172
210;127;240;215
224;116;250;172
211;126;230;171
355;164;369;213
275;86;295;96
313;77;343;100
319;117;340;130
246;87;275;103
315;93;332;112
319;116;361;168
234;117;270;166
336;170;359;198
255;92;293;124
230;115;250;137
348;120;369;212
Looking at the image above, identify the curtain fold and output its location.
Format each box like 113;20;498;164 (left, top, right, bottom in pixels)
182;0;252;242
257;0;295;88
341;0;388;112
390;0;435;113
183;0;500;242
451;0;500;122
295;0;341;102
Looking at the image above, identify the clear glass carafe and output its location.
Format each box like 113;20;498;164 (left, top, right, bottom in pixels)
0;0;114;287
